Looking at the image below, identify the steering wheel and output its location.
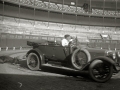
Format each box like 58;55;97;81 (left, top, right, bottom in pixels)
68;39;77;47
68;39;78;53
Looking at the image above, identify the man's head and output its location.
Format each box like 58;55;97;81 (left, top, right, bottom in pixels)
64;34;71;41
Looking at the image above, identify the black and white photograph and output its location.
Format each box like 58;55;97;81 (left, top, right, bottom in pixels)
0;0;120;90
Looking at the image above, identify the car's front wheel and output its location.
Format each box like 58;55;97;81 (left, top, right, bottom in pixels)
27;53;40;71
89;60;113;83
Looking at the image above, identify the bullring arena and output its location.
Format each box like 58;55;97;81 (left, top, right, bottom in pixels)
1;0;120;90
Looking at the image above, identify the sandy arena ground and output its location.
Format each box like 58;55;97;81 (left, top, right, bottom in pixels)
0;50;120;90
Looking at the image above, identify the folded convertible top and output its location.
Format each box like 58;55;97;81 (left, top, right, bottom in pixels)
27;39;48;46
27;39;61;46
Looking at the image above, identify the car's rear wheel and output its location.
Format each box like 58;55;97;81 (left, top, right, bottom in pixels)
89;60;113;83
27;53;40;71
71;48;91;70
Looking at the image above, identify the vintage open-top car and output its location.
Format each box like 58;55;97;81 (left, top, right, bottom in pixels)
26;39;120;83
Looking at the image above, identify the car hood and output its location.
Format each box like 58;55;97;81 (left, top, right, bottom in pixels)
87;48;107;53
85;48;107;59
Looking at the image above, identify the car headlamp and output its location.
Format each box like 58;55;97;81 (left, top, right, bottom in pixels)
112;52;116;60
105;50;112;56
117;51;120;58
105;50;116;60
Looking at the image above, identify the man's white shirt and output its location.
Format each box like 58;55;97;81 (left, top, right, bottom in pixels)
61;39;69;46
61;39;73;46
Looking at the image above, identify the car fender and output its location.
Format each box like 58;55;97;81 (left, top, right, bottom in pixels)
92;56;115;65
81;56;118;72
93;56;118;72
26;48;45;65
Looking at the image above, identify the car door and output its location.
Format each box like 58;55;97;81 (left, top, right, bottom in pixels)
53;46;70;61
44;45;55;59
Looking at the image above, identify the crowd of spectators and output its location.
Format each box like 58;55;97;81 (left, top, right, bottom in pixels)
0;15;120;42
3;0;120;16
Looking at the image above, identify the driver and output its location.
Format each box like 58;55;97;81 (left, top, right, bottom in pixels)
62;34;73;46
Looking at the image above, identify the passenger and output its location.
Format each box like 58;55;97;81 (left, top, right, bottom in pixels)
62;34;73;46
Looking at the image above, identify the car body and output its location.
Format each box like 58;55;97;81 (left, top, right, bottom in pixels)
26;39;120;82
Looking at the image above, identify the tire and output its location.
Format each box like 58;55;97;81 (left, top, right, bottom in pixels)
71;48;91;70
89;60;113;83
27;53;40;71
116;52;120;66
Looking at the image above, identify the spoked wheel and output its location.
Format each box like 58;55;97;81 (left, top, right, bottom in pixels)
27;53;40;71
71;48;91;70
89;60;113;83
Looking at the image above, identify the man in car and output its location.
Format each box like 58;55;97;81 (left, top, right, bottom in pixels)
62;34;73;46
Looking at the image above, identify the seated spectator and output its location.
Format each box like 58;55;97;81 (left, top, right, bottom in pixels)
62;34;73;46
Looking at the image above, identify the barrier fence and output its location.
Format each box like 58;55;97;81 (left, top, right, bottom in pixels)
0;33;63;51
0;33;120;51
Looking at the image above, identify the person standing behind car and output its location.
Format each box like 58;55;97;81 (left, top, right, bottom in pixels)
62;34;73;46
